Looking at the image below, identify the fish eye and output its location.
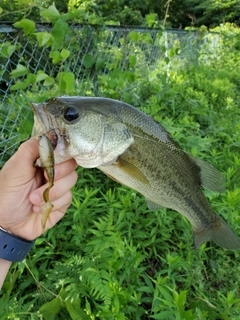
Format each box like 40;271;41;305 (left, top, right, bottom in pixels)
63;106;79;124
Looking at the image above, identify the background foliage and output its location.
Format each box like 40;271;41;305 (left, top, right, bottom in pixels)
0;2;240;320
0;0;240;28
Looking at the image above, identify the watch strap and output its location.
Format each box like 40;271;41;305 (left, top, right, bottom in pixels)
0;226;35;262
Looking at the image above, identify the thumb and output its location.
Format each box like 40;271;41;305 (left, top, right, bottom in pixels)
3;138;40;181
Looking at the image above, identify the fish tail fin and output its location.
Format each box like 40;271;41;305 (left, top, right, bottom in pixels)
193;218;240;250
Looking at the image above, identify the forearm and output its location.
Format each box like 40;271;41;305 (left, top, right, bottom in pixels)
0;258;12;290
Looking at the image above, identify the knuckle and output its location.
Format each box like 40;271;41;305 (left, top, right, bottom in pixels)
65;191;73;204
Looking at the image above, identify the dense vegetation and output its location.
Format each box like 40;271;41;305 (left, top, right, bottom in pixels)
0;0;240;28
0;3;240;320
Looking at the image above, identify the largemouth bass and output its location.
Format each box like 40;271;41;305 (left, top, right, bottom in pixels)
31;96;240;250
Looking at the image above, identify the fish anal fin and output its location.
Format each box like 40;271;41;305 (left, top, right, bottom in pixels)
190;155;226;193
115;157;150;185
146;199;164;211
193;217;240;250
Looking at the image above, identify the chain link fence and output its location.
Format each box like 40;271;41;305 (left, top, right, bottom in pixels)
0;23;212;167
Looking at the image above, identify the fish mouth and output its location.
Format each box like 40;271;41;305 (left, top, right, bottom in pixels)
30;102;59;149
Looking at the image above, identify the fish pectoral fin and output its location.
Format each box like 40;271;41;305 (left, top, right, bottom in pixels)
190;155;226;193
193;217;240;250
146;199;165;211
115;157;150;185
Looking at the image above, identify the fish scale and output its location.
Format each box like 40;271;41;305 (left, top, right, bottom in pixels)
100;134;210;225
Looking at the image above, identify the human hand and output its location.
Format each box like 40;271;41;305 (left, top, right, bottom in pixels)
0;138;78;240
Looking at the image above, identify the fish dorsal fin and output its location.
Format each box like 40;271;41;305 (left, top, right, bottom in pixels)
190;155;226;193
115;157;150;185
146;199;164;211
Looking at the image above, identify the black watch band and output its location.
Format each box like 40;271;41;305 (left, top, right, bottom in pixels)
0;226;35;262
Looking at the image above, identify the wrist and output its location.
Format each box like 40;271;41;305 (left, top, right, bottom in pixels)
0;226;35;262
0;223;36;241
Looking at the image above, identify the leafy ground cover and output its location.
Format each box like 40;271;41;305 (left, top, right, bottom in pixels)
0;8;240;319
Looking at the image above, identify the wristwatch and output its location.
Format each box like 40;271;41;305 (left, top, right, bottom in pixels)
0;226;35;262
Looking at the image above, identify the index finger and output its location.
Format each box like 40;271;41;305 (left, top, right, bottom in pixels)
47;158;78;181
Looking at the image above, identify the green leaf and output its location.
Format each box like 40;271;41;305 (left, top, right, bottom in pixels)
41;4;60;22
43;76;55;86
11;64;28;78
65;299;88;319
164;57;170;64
95;57;105;71
129;55;137;67
10;81;27;90
7;45;18;57
34;32;54;47
150;311;175;319
11;81;29;90
83;54;96;68
19;113;34;137
0;7;3;14
24;73;35;85
39;298;61;320
57;72;75;93
124;71;135;82
11;73;35;90
61;49;70;59
64;72;75;93
13;19;35;35
49;50;62;63
112;295;120;313
36;71;49;83
49;49;70;63
173;290;187;310
0;42;19;58
161;45;167;53
52;19;69;42
140;33;153;44
129;30;140;42
159;286;174;304
146;13;157;27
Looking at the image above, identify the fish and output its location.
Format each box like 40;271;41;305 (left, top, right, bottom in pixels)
31;96;240;250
